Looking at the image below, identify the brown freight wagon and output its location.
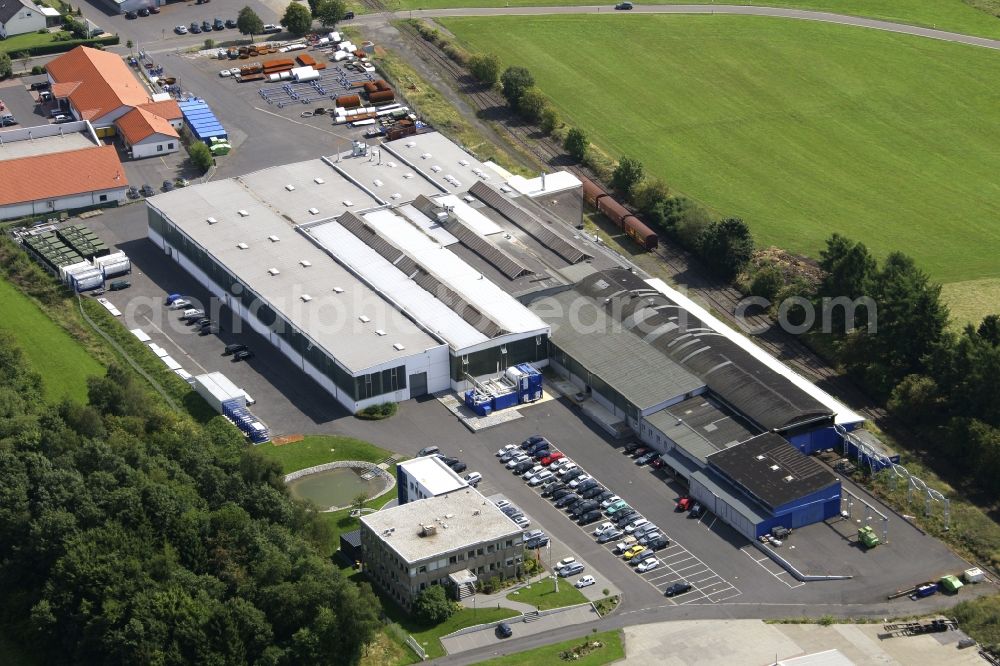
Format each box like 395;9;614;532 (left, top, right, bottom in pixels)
622;215;659;250
368;90;395;104
580;177;606;207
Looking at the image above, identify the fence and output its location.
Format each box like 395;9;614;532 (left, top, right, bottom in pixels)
404;635;427;661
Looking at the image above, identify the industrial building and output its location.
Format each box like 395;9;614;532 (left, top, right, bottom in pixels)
396;455;469;505
359;487;524;607
145;135;566;412
529;267;861;539
0;121;127;220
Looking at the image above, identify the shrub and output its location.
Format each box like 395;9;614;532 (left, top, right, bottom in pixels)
31;65;45;75
749;265;784;301
500;66;534;107
355;402;398;420
540;106;560;135
413;585;455;625
188;141;213;173
563;127;588;162
699;217;755;279
468;52;501;86
204;38;215;49
517;87;547;123
611;156;644;197
0;53;11;80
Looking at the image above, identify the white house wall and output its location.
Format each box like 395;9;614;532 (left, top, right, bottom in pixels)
1;6;45;38
0;187;126;221
130;136;179;159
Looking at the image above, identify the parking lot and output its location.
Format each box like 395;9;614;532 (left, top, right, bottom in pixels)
0;75;59;127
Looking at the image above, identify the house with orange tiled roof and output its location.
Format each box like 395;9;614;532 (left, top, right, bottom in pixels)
45;46;184;159
0;120;127;220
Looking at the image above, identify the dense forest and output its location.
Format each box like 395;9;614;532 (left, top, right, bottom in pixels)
0;338;380;665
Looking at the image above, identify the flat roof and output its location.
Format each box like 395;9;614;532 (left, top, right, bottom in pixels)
361;487;522;564
330;150;444;204
532;289;705;411
236;158;379;225
690;467;772;524
507;171;582;197
147;179;442;374
645;395;759;464
399;455;469;496
567;269;841;431
0;126;95;161
382;131;503;193
707;433;839;510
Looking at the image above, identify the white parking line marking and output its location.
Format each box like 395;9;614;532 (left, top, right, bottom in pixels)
740;546;805;589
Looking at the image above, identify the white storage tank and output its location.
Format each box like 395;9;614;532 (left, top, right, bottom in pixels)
93;251;131;278
194;372;247;413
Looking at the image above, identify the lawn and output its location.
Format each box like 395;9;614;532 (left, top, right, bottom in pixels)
256;434;395;473
0;277;104;403
0;31;70;55
474;630;624;666
506;578;589;610
380;597;519;660
394;0;1000;39
443;15;1000;298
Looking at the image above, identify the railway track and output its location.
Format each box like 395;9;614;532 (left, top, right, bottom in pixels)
377;13;888;425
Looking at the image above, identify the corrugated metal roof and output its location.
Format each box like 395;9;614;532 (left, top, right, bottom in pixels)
645;396;758;464
533;290;705;411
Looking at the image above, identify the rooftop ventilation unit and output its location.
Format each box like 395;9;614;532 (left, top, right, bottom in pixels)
431;165;442;173
463;195;475;203
358;315;370;323
373;179;383;187
420;524;437;537
420;152;431;159
783;475;795;482
390;193;401;200
755;455;766;461
386;161;397;168
300;259;312;267
403;173;414;179
301;294;312;302
308;207;319;215
343;200;353;206
459;159;469;166
238;209;249;217
375;329;386;336
206;216;217;225
268;235;280;242
333;286;344;293
393;343;405;351
405;142;416;148
499;185;512;193
769;464;781;471
237;242;249;249
268;267;280;276
285;184;295;191
314;177;325;184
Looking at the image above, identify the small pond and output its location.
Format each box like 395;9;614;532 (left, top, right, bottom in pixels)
287;467;388;510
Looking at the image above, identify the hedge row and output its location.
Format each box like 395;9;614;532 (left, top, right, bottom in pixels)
17;34;118;57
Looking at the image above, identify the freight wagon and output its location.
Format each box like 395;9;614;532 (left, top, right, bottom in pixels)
580;177;658;250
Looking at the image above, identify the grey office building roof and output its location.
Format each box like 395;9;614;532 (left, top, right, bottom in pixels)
329;150;445;204
531;289;704;411
0;128;95;161
361;488;523;564
382;131;502;194
236;158;379;225
147;178;442;374
645;395;759;464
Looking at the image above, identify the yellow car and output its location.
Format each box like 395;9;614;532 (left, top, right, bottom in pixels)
623;545;646;561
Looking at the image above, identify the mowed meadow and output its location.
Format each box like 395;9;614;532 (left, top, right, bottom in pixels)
444;15;1000;320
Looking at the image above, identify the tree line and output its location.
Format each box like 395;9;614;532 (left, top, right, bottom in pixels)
0;338;381;664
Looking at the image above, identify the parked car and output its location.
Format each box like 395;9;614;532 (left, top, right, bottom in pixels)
506;455;529;469
465;472;482;486
575;479;599;493
168;298;191;310
513;460;534;475
632;446;650;458
628;549;654;566
222;344;247;356
650;457;667;469
201;20;213;32
541;451;564;466
495;622;512;639
180;310;205;322
1;114;18;127
190;22;202;33
219;68;233;77
562;468;585;483
261;23;282;34
569;475;592;489
594;490;615;504
500;506;520;517
525;439;550;455
494;499;511;510
557;562;584;578
614;1;633;9
636;452;660;465
521;464;544;478
449;461;468;474
342;10;354;18
125;10;138;18
148;5;159;12
625;519;650;534
500;448;521;463
555;462;578;476
233;349;254;361
605;500;628;515
571;500;599;517
213;17;225;30
622;545;646;561
623;441;642;454
531;448;551;460
597;528;623;543
525;534;549;549
140;184;155;196
522;529;544;542
137;7;149;16
636;558;660;574
541;482;565;497
109;279;131;291
613;511;640;528
551;488;574;501
527;470;553;487
555;494;580;509
647;537;670;550
514;515;530;529
225;18;237;28
52;114;71;123
593;522;614;536
496;444;516;457
638;531;663;546
665;581;693;597
581;486;606;500
575;575;596;588
634;523;659;538
602;495;623;509
578;510;602;524
29;81;50;91
689;503;704;519
417;445;440;457
162;179;175;192
192;317;211;328
174;24;188;34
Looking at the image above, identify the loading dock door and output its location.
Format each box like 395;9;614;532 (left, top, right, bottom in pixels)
409;372;427;397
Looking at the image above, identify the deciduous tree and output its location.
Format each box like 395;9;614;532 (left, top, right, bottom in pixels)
281;2;313;37
611;156;644;197
237;6;263;40
500;66;533;107
563;127;587;161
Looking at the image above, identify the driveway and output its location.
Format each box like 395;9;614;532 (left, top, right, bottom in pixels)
440;604;598;655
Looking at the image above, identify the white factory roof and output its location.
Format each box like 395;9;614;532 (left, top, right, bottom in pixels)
399;455;469;496
330;150;444;203
361;487;522;564
382;131;507;194
360;209;549;338
507;171;582;197
194;372;245;403
237;158;379;225
148;179;442;374
434;194;504;236
645;278;865;426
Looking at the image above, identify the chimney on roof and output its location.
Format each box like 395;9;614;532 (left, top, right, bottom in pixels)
419;524;437;537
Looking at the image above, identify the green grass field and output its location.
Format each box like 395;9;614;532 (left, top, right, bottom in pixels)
0;278;104;402
506;579;589;609
474;630;624;666
256;434;395;473
444;15;1000;299
393;0;1000;38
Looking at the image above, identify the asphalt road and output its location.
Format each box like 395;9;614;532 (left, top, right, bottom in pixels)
355;4;1000;51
